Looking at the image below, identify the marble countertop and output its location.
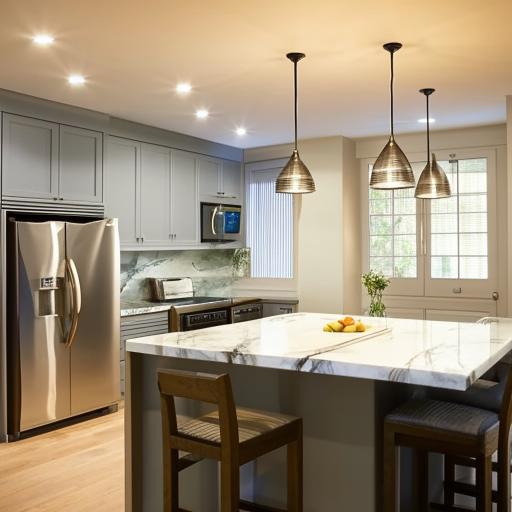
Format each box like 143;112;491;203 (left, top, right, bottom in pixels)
121;300;173;317
126;313;512;390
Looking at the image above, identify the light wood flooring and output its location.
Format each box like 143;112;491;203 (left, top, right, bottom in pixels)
0;409;124;512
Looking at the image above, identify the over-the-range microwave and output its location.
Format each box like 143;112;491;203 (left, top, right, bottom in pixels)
201;202;241;243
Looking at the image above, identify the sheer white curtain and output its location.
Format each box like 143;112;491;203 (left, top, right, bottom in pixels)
246;166;293;278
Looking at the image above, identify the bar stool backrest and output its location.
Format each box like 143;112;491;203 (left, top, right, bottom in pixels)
158;369;239;462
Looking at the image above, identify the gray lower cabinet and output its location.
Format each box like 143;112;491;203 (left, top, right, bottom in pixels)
120;312;169;394
2;113;103;203
262;301;298;317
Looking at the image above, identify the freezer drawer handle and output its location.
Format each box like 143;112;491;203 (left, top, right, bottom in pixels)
64;258;82;348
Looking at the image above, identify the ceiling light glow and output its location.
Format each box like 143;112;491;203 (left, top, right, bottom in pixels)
236;127;247;136
418;118;436;123
33;34;55;46
68;74;86;86
176;83;192;94
196;109;209;119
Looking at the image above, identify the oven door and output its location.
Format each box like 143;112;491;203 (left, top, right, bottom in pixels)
201;203;241;243
180;308;229;331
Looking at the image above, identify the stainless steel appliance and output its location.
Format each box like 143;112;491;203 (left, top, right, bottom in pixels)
201;202;241;243
231;302;263;323
6;215;120;440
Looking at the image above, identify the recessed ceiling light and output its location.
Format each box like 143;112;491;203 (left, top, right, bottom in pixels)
33;34;55;46
235;127;247;136
418;118;436;124
68;74;86;86
176;83;192;95
195;109;209;119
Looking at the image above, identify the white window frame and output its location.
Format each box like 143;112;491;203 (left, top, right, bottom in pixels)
361;146;498;300
242;159;298;290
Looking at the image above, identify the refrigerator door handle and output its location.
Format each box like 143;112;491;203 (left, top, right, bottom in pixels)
64;258;82;348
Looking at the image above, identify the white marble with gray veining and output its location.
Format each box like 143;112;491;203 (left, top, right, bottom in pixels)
120;300;173;317
126;313;512;390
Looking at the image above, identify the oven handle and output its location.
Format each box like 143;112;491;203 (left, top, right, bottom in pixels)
211;206;219;235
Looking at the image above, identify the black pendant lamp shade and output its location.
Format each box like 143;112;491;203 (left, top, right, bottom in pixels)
276;52;316;194
414;89;451;199
370;42;415;190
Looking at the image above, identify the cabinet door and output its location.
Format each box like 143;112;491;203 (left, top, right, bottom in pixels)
59;125;103;203
198;157;221;199
104;137;140;246
221;160;242;201
140;144;171;246
171;151;198;245
2;113;59;199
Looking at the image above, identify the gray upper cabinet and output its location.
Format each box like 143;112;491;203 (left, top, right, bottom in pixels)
221;160;242;201
171;151;198;245
105;136;140;246
59;125;103;203
198;155;241;202
140;144;171;246
2;113;59;200
2;113;103;203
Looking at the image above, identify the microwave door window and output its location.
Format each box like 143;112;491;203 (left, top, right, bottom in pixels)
224;211;241;234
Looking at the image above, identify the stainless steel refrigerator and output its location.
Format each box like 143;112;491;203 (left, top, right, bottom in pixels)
6;216;120;440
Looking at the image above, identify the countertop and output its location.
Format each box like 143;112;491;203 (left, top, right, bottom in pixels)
126;313;512;390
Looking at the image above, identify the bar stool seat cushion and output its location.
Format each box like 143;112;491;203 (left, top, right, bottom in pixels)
178;406;299;445
386;399;499;442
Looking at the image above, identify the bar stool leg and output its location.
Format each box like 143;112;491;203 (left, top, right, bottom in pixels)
287;426;303;512
415;449;428;512
220;461;240;512
383;426;397;512
476;455;492;512
497;440;511;512
163;448;179;512
443;455;455;507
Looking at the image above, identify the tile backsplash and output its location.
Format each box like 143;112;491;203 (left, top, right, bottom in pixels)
120;248;250;301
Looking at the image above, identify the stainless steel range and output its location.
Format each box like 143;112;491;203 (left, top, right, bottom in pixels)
148;277;262;331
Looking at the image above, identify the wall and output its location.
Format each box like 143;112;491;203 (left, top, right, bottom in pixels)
245;136;360;314
507;97;512;316
120;249;249;301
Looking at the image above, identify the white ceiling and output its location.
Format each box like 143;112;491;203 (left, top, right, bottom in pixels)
1;0;511;148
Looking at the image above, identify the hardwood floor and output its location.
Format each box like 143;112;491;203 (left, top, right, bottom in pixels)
0;409;124;512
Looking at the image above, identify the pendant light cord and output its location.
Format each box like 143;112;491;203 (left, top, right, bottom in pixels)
294;59;298;150
390;50;394;138
426;94;430;163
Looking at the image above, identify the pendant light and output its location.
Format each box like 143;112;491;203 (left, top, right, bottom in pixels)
415;89;451;199
370;42;415;189
276;52;316;194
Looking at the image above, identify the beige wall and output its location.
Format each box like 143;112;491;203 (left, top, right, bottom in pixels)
507;97;512;316
245;136;359;314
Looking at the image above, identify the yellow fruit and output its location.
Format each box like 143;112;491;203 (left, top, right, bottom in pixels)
323;325;333;332
342;324;357;333
328;321;344;332
355;321;366;332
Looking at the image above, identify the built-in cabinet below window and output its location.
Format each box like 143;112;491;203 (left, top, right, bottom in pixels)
105;135;242;250
2;113;103;203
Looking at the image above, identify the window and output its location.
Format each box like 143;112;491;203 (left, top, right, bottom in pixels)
245;161;293;278
365;149;497;299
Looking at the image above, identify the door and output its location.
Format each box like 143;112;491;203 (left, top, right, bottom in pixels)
15;221;70;431
171;150;198;245
221;160;242;201
140;143;171;246
2;113;59;200
198;157;221;199
59;125;103;203
66;219;120;415
105;136;140;246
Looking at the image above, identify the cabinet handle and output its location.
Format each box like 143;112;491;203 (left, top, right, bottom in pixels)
59;197;64;201
141;236;144;243
53;197;58;201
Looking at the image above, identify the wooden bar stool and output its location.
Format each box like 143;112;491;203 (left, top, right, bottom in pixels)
158;368;303;512
383;364;512;512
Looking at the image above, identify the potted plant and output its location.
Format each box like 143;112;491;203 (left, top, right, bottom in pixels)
361;270;390;317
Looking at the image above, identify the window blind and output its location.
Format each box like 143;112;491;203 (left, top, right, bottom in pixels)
246;167;293;278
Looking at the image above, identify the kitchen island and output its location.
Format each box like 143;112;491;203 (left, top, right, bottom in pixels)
125;313;512;511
